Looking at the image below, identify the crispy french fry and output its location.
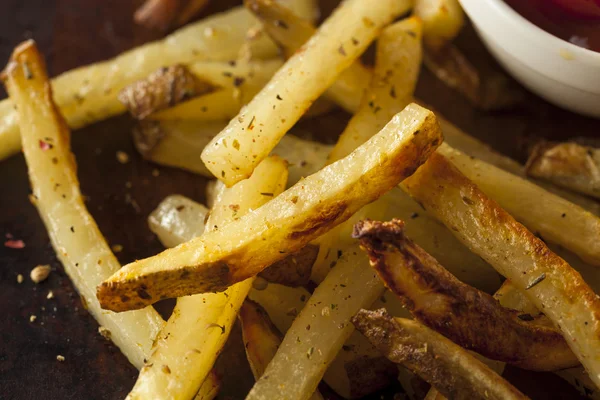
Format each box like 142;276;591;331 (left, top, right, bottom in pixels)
352;310;527;400
246;0;376;114
413;0;465;51
202;0;411;185
354;218;578;371
0;40;165;368
127;156;288;400
326;16;423;163
438;143;600;266
132;119;331;186
526;141;600;200
401;151;600;388
0;0;316;162
148;195;209;249
98;104;442;311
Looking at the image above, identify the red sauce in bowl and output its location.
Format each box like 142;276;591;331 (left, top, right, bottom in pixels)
504;0;600;52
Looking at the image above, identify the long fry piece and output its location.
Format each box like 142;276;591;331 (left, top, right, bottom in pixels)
353;219;578;371
201;0;411;185
401;151;600;388
0;40;164;369
98;104;442;311
128;156;288;400
438;143;600;266
0;0;316;162
246;0;375;114
352;310;528;400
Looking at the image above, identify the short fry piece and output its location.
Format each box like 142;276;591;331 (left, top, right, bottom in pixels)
127;156;288;400
202;0;410;185
353;219;578;371
526;141;600;200
401;151;600;388
246;0;377;113
1;40;164;369
352;309;528;400
98;104;442;311
413;0;465;50
148;195;209;249
438;143;600;266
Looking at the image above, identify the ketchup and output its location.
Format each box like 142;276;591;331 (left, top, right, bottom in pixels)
504;0;600;52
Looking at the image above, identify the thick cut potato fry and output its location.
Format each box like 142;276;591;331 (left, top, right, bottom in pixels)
148;195;209;249
352;310;528;400
246;0;376;113
438;143;600;266
1;40;165;368
0;0;315;162
526;141;600;200
413;0;465;50
326;17;423;163
202;0;411;185
402;151;600;388
354;219;577;371
127;156;288;400
98;104;442;311
133;119;331;186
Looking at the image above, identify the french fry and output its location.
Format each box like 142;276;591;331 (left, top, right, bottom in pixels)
246;0;376;114
353;218;578;371
413;0;465;51
326;16;423;163
0;40;165;369
0;0;316;162
438;143;600;266
148;195;209;249
401;151;600;388
352;310;528;400
98;104;442;311
127;156;288;400
526;141;600;200
132;119;331;186
201;0;411;186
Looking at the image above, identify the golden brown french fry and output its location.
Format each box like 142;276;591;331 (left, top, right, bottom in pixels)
401;151;600;388
413;0;465;50
127;156;288;400
526;141;600;200
326;16;423;163
245;0;375;113
439;143;600;266
352;310;528;400
1;39;166;369
98;104;442;312
353;218;578;371
201;0;411;185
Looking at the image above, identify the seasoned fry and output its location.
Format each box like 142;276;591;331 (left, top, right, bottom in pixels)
127;156;288;400
353;218;578;371
413;0;465;51
246;0;375;113
148;195;209;249
401;151;600;388
133;119;331;186
326;16;423;163
352;310;528;400
0;0;318;162
258;245;318;287
526;141;600;200
438;143;600;266
98;104;442;311
202;0;411;185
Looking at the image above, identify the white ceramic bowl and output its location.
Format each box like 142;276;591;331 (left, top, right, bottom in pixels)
459;0;600;118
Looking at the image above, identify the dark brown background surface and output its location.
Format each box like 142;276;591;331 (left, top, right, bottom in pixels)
0;1;596;399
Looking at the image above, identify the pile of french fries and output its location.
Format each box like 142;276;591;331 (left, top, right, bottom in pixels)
4;0;600;399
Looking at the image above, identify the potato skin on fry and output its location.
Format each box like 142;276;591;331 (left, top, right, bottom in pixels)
259;244;318;287
351;309;528;400
353;219;578;371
